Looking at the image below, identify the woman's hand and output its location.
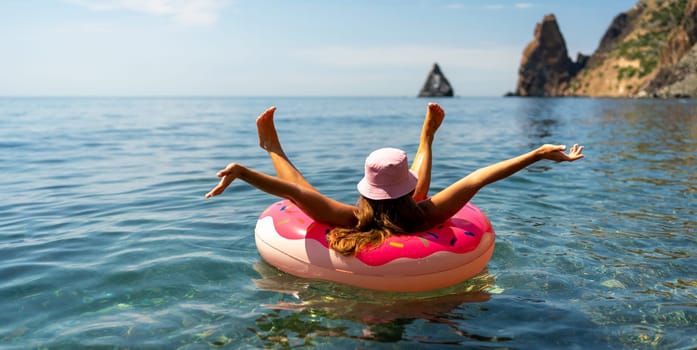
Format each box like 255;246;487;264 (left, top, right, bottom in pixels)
205;162;242;199
537;144;585;162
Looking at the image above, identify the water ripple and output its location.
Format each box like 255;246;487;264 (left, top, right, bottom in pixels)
1;97;695;348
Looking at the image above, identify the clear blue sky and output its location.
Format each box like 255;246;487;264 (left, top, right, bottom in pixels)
1;0;637;96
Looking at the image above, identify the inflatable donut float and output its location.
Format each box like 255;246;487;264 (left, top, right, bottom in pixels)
254;199;495;292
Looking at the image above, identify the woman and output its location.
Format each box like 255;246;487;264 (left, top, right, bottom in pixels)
205;103;584;256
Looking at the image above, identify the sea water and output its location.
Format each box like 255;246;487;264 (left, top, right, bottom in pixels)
0;97;695;349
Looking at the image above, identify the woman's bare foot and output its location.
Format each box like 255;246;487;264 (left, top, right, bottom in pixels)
422;102;445;140
256;106;282;152
255;106;317;190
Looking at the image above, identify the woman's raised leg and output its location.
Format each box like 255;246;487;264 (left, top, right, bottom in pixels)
256;106;317;191
410;103;445;202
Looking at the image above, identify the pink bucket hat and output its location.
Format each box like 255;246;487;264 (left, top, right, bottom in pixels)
357;148;418;200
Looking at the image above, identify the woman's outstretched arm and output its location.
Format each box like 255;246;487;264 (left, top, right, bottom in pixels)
205;163;357;227
418;144;584;226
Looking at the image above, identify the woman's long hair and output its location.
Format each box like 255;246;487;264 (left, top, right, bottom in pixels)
329;193;426;256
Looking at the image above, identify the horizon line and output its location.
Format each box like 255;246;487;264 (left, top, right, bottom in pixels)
0;95;504;99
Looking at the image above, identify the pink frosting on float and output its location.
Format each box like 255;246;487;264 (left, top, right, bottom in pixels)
259;199;492;266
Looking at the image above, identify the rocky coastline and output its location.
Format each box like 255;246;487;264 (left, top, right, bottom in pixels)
509;0;697;98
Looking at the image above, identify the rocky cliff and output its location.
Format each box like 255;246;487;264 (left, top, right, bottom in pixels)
418;63;454;97
641;0;697;97
513;0;697;98
513;14;586;96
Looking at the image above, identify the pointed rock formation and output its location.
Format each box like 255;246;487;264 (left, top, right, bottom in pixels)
418;63;454;97
513;14;585;96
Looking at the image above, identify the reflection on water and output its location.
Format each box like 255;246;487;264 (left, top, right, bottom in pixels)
513;98;565;140
250;262;505;347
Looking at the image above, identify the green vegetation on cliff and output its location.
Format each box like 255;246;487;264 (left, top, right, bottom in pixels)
614;0;688;80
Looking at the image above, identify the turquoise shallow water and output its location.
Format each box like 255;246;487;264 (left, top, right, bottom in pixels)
0;97;695;349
